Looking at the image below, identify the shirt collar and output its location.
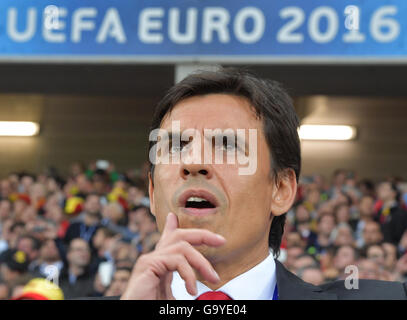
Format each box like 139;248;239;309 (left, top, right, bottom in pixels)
171;251;276;300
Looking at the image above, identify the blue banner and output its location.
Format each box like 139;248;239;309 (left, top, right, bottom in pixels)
0;0;406;62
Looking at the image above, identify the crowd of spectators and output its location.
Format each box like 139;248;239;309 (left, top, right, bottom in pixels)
0;161;157;299
0;162;407;299
282;170;407;286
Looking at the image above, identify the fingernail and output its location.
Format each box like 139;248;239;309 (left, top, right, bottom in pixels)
212;269;220;281
216;234;225;241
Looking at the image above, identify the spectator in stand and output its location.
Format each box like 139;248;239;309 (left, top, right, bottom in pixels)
7;222;25;250
313;214;336;255
0;249;32;288
363;221;384;248
302;187;321;218
365;244;386;269
332;223;355;248
31;239;63;278
332;245;358;280
292;253;319;273
334;203;357;231
357;259;381;280
358;179;376;198
382;242;398;273
104;267;132;297
355;195;376;248
64;193;102;246
16;235;41;270
375;181;407;245
0;282;9;300
395;253;407;281
398;230;407;257
132;208;159;253
284;245;304;272
329;169;347;197
297;266;325;286
0;199;12;232
127;179;149;208
100;203;135;241
58;238;95;299
294;204;316;244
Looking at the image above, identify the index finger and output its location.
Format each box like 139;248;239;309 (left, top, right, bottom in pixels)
160;212;179;239
159;213;226;248
167;228;226;247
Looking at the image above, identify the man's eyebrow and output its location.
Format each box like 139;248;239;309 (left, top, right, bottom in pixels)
158;130;174;143
159;131;183;144
206;130;249;150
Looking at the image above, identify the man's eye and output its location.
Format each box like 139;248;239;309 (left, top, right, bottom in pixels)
169;141;188;153
170;145;182;153
219;137;237;152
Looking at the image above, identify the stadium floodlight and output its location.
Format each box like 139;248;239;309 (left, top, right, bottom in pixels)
299;125;356;141
0;121;40;136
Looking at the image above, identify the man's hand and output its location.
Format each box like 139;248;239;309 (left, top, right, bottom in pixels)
120;212;226;300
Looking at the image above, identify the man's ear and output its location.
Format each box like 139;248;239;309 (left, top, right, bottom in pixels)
148;171;156;216
269;169;297;217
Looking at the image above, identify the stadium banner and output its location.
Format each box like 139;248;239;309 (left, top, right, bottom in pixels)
0;0;407;63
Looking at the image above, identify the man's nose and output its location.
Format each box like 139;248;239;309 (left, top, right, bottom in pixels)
179;134;213;179
180;162;213;180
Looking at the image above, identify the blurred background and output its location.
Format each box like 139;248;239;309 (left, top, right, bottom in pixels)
0;0;407;299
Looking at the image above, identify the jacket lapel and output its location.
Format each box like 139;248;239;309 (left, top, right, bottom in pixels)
275;260;338;300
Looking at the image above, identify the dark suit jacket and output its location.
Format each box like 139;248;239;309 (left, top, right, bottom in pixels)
274;260;407;300
83;259;407;300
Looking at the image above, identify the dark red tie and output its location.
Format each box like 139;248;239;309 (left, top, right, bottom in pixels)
196;291;233;300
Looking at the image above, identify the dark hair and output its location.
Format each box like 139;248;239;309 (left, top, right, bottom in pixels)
333;244;359;260
361;243;385;259
130;177;147;194
97;226;118;238
380;181;401;202
390;182;401;202
295;253;320;268
149;68;301;257
10;222;25;233
18;235;41;251
295;265;323;279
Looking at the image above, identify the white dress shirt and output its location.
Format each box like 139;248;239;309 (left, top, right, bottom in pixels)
171;251;277;300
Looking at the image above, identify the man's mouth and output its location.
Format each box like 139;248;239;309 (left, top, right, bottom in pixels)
178;190;219;216
185;196;216;209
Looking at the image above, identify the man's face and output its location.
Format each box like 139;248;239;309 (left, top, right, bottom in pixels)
108;270;131;296
85;195;101;215
0;200;11;220
318;215;335;236
363;222;383;245
301;268;324;286
17;238;38;261
382;243;397;270
359;196;374;218
358;259;380;280
68;239;91;267
285;246;304;269
150;94;280;263
367;245;385;267
40;239;60;262
377;182;395;202
333;246;356;271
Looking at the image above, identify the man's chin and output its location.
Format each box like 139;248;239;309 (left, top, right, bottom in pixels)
177;213;218;230
194;245;222;263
